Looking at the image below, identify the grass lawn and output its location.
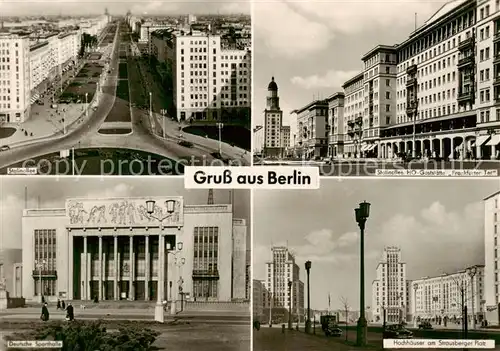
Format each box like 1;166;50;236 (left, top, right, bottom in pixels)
0;127;16;139
127;58;148;109
116;79;130;101
183;125;250;151
118;63;128;79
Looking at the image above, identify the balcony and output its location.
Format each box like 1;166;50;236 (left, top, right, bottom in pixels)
458;36;474;51
406;64;417;75
406;77;417;87
457;90;474;102
494;76;500;86
192;270;219;280
494;31;500;43
32;270;57;278
495;53;500;64
457;56;474;67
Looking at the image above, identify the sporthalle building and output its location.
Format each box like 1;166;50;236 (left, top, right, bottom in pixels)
21;196;248;303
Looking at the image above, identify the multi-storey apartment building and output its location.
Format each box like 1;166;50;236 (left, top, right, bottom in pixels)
281;125;291;154
263;76;283;157
264;246;305;322
0;33;31;123
342;73;365;157
371;247;408;324
293;100;329;158
289;0;500;160
484;190;500;325
412;265;485;325
326;92;345;157
253;279;265;321
153;31;250;123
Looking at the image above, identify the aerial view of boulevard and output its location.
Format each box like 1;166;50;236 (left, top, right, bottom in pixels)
0;10;251;175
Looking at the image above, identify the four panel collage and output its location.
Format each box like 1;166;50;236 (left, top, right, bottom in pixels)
0;1;499;351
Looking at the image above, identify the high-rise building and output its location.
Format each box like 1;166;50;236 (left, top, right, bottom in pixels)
412;266;485;325
264;246;305;322
294;0;500;160
263;77;283;157
326;92;345;157
0;33;31;123
371;247;408;323
280;125;291;154
484;190;500;324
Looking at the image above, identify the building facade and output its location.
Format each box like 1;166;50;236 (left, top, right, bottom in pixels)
281;125;291;155
293;0;500;160
371;247;408;323
252;279;265;320
263;77;283;157
21;196;247;303
412;265;485;324
263;246;305;322
484;190;500;324
326;92;345;157
293;100;329;159
0;249;22;298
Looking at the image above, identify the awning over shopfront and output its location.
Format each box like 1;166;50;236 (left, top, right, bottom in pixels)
361;144;370;151
476;135;491;146
486;135;500;146
367;144;377;151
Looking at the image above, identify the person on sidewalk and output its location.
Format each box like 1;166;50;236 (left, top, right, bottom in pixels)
66;303;74;321
40;303;49;322
56;299;61;310
61;300;66;310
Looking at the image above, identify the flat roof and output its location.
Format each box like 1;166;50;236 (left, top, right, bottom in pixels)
484;190;500;201
361;44;397;61
326;92;344;101
291;99;328;115
29;41;48;51
342;72;364;89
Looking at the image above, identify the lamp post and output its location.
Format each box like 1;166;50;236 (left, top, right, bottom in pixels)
268;291;273;327
149;91;153;118
170;251;185;315
413;283;419;328
216;122;223;156
145;198;177;323
35;259;46;303
355;201;371;346
85;92;89;117
288;280;293;330
467;266;478;330
305;260;312;334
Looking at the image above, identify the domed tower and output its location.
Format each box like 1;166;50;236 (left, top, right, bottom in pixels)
266;76;280;110
263;77;283;157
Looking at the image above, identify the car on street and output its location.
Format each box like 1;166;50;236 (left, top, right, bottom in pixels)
0;145;10;151
418;321;433;330
383;324;413;339
178;140;193;148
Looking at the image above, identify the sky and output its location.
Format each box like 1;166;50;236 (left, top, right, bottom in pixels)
253;179;499;311
253;0;451;147
0;177;250;249
0;0;249;16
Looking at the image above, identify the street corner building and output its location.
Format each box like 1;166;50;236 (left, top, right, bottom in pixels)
19;196;248;303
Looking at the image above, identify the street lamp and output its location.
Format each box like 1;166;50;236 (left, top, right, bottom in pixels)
354;201;371;346
149;91;153;118
467;266;478;330
35;259;47;303
305;260;312;334
145;199;177;323
168;243;184;315
288;280;293;330
216;123;223;156
413;283;419;328
85;92;89;117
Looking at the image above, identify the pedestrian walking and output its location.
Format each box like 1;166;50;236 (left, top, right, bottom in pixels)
56;299;61;310
61;300;66;310
66;303;74;321
40;303;49;322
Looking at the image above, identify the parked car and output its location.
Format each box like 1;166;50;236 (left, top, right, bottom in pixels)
383;324;413;339
178;140;193;148
324;324;342;337
0;145;10;151
418;321;433;330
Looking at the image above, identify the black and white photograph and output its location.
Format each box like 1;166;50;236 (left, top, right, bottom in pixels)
252;179;500;350
253;0;500;176
0;177;250;350
0;0;251;175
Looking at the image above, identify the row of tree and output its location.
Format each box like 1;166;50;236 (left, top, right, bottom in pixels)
78;33;98;58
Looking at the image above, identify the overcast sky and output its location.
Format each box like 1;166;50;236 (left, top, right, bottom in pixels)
253;0;450;145
0;0;249;16
253;179;499;311
0;177;250;249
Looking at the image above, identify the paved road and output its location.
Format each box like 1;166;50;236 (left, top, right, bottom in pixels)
0;20;248;174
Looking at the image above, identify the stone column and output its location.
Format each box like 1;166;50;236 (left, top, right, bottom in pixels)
129;236;134;300
491;143;496;160
83;236;88;300
68;232;73;300
145;235;150;301
98;236;103;301
439;139;444;158
114;236;118;300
